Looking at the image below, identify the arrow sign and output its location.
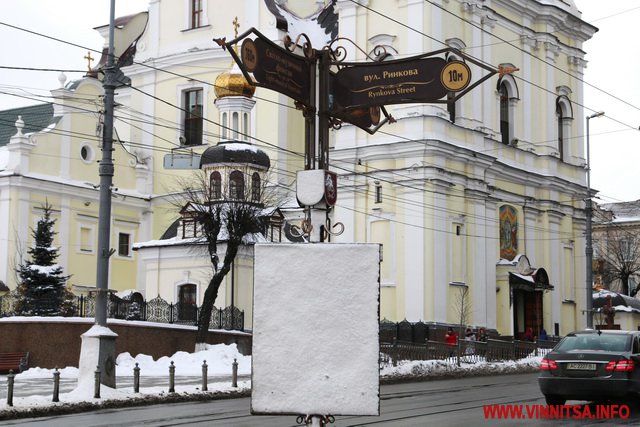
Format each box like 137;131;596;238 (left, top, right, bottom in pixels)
331;57;471;112
220;29;314;107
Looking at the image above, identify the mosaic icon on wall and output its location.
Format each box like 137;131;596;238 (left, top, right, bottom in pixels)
500;205;518;260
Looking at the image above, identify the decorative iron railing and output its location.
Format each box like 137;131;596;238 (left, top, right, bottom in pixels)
379;318;561;364
381;338;556;365
0;289;244;331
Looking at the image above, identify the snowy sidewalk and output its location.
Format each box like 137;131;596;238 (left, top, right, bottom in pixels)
0;373;250;400
0;343;542;417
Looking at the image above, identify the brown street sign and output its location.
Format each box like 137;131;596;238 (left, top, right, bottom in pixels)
330;57;471;112
239;34;313;106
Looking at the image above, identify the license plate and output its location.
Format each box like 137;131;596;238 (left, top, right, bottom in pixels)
567;362;596;370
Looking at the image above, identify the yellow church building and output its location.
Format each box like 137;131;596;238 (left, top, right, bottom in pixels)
0;0;600;337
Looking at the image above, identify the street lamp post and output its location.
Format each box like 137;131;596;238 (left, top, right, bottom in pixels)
585;111;604;329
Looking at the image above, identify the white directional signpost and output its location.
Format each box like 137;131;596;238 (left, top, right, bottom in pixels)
214;22;504;426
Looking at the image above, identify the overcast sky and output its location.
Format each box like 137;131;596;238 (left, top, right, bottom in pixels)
0;1;637;203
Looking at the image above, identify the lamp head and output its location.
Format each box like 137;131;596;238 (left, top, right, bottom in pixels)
588;111;605;119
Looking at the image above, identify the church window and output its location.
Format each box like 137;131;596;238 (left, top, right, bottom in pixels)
80;144;94;163
210;171;222;199
221;112;228;140
178;283;197;321
243;113;249;140
497;72;518;146
375;184;382;203
229;170;244;200
182;219;198;238
190;0;203;29
499;82;510;145
118;232;131;257
556;95;572;162
556;102;564;160
232;112;239;139
251;173;261;202
183;89;203;146
80;226;93;253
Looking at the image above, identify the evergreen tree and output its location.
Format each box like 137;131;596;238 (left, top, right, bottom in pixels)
16;203;72;316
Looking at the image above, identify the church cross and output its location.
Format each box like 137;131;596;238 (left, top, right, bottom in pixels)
84;51;95;72
233;16;240;38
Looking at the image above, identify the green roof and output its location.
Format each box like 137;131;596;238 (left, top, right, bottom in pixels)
0;103;55;147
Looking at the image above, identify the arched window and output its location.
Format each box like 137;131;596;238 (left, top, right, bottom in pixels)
556;95;573;161
556;102;564;161
229;170;244;200
210;171;222;199
243;113;249;141
499;82;510;145
177;283;197;321
232;112;239;139
221;112;228;139
497;71;518;146
251;172;261;202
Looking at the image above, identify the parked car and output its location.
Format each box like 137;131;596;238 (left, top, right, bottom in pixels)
538;329;640;405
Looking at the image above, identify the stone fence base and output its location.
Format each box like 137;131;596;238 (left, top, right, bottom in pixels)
0;317;252;370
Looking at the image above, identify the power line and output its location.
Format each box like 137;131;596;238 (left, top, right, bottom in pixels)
0;12;611;240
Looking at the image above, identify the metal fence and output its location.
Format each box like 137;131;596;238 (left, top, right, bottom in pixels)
0;290;244;331
379;318;562;364
380;337;559;365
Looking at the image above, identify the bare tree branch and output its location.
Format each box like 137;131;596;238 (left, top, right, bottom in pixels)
595;226;640;296
168;169;280;345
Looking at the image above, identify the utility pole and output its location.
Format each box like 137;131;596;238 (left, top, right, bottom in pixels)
96;0;117;329
78;0;118;390
585;111;604;329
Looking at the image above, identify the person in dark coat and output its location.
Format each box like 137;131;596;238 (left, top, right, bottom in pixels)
524;327;535;342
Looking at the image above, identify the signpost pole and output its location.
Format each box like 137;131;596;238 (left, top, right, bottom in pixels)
304;53;316;171
318;50;330;171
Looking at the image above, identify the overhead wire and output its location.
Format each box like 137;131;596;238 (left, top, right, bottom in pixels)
0;8;627;241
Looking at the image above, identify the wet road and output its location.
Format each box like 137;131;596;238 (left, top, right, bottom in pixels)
4;373;640;426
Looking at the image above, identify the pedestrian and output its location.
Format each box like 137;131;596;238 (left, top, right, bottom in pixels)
539;328;548;342
477;327;488;342
465;327;476;355
524;327;535;342
445;327;457;357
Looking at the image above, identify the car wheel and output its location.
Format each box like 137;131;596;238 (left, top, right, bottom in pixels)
544;395;566;405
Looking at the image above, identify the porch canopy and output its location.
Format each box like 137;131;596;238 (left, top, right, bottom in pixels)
509;268;554;291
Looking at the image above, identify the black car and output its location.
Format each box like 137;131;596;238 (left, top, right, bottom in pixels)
538;329;640;405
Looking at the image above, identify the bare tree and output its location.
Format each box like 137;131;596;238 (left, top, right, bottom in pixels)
171;169;278;346
452;285;472;367
594;227;640;296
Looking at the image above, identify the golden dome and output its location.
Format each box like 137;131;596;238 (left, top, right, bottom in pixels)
214;66;255;99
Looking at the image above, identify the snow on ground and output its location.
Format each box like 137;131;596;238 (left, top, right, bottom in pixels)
381;355;542;379
0;343;542;416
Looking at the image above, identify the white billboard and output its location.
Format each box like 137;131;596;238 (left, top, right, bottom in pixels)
251;243;380;416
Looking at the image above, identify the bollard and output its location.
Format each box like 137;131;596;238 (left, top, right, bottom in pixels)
202;360;208;392
52;368;60;402
232;358;238;388
168;361;175;393
94;365;101;399
7;370;14;407
133;362;140;393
